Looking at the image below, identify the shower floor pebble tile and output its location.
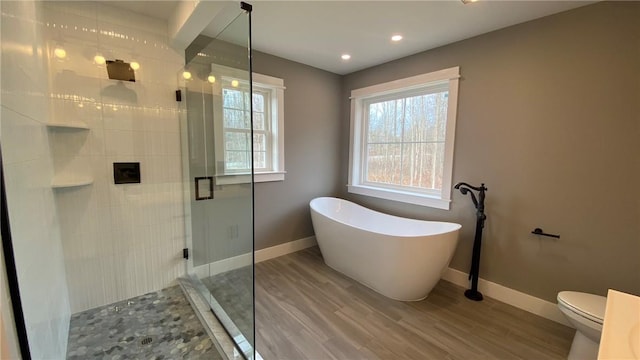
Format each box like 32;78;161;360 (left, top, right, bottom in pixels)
66;285;222;360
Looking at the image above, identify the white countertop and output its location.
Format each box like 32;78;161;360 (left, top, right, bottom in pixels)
598;289;640;360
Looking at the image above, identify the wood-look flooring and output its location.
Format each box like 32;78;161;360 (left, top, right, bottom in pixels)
255;247;574;360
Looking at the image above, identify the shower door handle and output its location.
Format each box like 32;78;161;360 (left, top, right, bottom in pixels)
195;176;213;200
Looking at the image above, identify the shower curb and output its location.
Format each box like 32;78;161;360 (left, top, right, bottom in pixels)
177;277;242;360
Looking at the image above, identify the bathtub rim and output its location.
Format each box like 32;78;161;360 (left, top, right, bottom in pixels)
310;196;461;238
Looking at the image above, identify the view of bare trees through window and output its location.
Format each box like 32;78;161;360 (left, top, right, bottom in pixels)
365;90;448;191
222;87;268;172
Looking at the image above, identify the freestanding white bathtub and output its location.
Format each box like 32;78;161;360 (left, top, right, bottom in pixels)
310;197;462;301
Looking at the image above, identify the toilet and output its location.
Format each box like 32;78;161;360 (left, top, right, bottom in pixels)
557;291;607;360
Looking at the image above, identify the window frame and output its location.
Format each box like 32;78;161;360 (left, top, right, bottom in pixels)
221;86;272;173
348;66;460;210
211;64;286;184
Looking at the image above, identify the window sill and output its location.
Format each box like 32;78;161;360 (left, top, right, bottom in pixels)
215;171;286;185
347;184;451;210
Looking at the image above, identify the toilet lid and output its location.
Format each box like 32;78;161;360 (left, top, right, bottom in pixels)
558;291;607;324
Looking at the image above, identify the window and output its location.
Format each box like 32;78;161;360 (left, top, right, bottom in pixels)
212;65;285;184
348;67;460;209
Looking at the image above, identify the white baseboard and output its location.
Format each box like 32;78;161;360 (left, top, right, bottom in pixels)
210;253;252;275
442;267;570;326
194;253;253;277
192;264;209;279
255;236;317;263
200;236;318;277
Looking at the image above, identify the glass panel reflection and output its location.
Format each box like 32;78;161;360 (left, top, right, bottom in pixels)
181;6;255;359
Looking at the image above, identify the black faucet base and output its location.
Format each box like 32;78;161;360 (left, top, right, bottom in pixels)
464;289;484;301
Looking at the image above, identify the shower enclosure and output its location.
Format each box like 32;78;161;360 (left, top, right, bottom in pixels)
180;4;256;358
0;1;256;358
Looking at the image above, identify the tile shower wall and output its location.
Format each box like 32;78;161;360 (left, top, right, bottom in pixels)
0;1;71;358
42;2;186;313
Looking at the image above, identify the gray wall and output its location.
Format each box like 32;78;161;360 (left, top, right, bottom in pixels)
340;2;640;302
253;52;343;250
184;36;254;266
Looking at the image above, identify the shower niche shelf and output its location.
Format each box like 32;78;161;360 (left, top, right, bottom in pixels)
47;119;93;189
46;121;90;130
51;175;94;189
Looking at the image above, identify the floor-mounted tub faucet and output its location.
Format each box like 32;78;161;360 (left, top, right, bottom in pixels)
454;182;488;301
454;182;486;219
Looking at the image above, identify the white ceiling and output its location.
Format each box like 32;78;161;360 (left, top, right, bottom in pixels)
112;1;595;75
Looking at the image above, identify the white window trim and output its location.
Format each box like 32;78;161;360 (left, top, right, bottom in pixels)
211;64;286;184
348;66;460;210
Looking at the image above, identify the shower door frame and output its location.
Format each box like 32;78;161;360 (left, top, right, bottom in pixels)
0;146;33;359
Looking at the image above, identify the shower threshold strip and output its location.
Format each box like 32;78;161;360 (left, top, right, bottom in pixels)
188;274;256;359
178;277;261;360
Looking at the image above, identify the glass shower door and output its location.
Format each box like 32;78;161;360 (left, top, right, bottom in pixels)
180;5;255;358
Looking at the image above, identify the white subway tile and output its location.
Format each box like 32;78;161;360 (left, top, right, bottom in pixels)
43;7;99;45
1;5;49;123
96;3;168;37
33;1;189;315
104;129;134;156
132;130;146;156
1;108;47;164
99;78;140;107
134;56;183;87
43;1;98;21
102;103;134;130
88;126;105;155
165;133;181;156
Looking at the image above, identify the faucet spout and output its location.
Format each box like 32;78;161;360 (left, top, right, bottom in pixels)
454;182;487;213
455;182;485;192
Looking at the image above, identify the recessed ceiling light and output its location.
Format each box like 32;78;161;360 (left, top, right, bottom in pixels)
461;0;478;4
391;35;403;42
341;54;351;60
